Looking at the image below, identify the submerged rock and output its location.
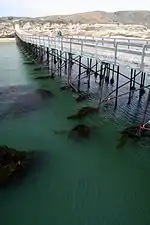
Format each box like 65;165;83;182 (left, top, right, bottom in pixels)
34;66;49;71
34;67;42;71
23;61;35;65
54;124;97;140
68;124;95;139
35;74;55;80
60;85;69;91
67;106;98;120
35;75;51;80
36;89;54;99
121;126;140;137
76;94;89;102
0;145;32;186
60;85;76;93
117;125;141;148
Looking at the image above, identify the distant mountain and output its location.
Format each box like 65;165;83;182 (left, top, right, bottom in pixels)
1;10;150;25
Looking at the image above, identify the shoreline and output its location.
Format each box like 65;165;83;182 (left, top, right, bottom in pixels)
0;38;15;42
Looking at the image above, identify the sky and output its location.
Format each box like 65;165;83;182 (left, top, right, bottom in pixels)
0;0;150;17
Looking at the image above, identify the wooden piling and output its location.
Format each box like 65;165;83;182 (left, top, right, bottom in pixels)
59;50;62;76
114;65;119;109
87;58;92;92
110;64;115;85
67;53;72;86
139;72;145;99
105;63;110;84
99;64;103;86
94;59;98;82
54;49;57;72
46;47;49;69
143;72;146;87
65;52;67;74
51;49;53;74
40;47;43;64
131;69;136;90
78;55;81;92
128;68;133;104
99;66;105;103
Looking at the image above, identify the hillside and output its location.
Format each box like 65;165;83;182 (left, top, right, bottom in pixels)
1;10;150;38
1;10;150;25
34;10;150;25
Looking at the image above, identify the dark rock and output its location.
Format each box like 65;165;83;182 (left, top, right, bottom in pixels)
139;88;145;96
50;73;55;79
0;145;32;187
67;106;98;120
117;125;141;148
34;67;42;71
120;126;141;138
60;85;70;91
60;85;76;93
34;74;54;80
23;61;35;65
68;124;92;139
35;76;51;80
110;78;114;85
76;94;89;102
130;86;136;91
54;124;97;140
36;89;54;99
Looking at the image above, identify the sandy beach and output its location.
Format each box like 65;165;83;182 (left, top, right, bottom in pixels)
0;38;15;42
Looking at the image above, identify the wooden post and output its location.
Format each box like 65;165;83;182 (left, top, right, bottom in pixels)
114;65;119;109
131;69;136;90
46;47;49;69
59;50;62;76
54;49;57;72
105;63;110;84
139;72;146;98
99;65;105;103
65;52;67;74
110;64;115;85
67;53;72;85
94;59;98;82
40;47;43;63
128;68;133;104
51;49;53;74
99;64;103;86
78;55;81;92
87;58;92;92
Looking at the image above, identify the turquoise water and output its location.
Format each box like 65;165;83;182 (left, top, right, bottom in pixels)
0;42;150;225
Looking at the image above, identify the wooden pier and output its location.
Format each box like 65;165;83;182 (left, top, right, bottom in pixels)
15;30;150;112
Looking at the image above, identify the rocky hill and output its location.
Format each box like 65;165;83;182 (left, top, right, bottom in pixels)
1;11;150;38
22;10;150;26
1;10;150;25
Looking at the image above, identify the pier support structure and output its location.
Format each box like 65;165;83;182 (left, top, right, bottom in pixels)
15;33;148;109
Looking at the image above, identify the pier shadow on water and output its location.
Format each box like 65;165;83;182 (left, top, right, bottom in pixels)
0;85;54;120
0;42;150;225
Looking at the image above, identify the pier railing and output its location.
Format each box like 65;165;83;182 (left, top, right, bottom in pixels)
68;35;150;47
15;28;150;72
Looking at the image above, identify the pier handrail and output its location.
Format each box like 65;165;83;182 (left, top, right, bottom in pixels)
67;35;150;46
15;27;150;72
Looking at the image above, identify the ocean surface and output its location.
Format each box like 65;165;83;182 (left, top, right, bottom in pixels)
0;41;150;225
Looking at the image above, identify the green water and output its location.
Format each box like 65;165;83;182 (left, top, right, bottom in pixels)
0;42;150;225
